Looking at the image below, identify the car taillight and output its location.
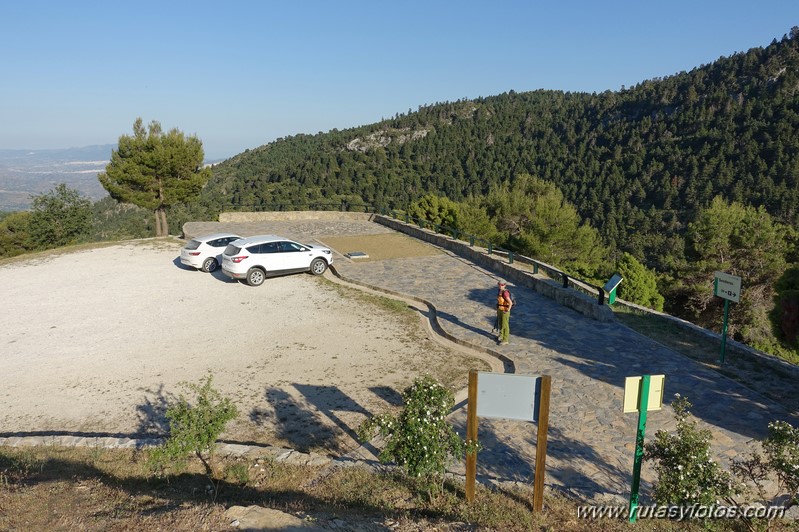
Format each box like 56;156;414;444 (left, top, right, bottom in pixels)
189;252;201;256
232;256;248;263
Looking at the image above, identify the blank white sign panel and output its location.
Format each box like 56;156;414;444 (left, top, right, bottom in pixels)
476;372;540;422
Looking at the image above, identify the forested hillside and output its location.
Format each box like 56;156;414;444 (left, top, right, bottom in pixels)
204;29;799;272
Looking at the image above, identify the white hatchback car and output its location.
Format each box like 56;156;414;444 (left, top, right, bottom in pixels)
180;233;243;272
221;235;333;286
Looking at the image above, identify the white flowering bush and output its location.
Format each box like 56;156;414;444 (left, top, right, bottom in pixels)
735;420;799;508
762;420;799;503
357;375;480;496
644;395;739;505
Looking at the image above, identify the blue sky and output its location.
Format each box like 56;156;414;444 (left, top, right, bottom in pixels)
1;1;797;160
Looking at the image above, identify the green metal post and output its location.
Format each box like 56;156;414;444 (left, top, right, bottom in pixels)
508;252;514;264
719;299;730;364
628;375;650;523
488;243;493;254
533;263;539;274
469;235;475;246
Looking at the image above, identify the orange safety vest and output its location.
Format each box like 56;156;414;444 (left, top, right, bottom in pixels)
497;290;511;312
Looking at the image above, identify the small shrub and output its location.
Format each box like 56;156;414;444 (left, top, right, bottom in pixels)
358;375;479;497
224;461;251;486
148;374;238;476
644;394;739;505
762;420;799;505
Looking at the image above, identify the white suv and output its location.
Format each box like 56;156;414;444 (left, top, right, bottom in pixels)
221;235;333;286
180;233;243;272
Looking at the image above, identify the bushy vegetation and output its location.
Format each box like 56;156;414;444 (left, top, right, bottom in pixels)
644;395;739;506
358;375;479;498
645;395;799;529
614;252;664;311
0;184;95;257
148;374;238;477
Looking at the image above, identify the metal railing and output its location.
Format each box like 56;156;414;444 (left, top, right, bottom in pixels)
376;208;608;306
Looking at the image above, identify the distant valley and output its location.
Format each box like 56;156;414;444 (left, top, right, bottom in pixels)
0;145;113;211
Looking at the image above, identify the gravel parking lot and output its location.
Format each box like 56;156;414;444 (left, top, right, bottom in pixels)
0;238;489;454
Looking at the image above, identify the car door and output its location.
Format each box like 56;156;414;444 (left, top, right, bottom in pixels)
255;241;281;271
277;240;312;271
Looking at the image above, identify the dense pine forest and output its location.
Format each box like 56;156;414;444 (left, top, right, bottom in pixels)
205;30;799;267
3;29;799;361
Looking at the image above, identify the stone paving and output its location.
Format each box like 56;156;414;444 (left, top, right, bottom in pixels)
184;217;799;503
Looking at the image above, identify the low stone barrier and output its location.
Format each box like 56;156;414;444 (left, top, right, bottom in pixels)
615;299;799;379
219;211;373;223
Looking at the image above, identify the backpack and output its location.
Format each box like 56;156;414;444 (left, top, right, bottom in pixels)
500;288;515;306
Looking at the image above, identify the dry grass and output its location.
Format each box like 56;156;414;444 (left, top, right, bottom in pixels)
3;445;783;531
318;233;441;262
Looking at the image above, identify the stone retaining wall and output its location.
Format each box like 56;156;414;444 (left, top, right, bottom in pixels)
614;299;799;379
373;215;614;323
219;211;373;223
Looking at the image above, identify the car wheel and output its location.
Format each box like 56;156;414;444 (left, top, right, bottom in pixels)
310;258;328;276
201;257;218;273
247;268;265;286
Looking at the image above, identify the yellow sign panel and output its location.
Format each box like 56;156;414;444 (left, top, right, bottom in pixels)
623;375;665;413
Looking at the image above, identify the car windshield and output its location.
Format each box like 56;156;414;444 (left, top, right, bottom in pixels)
224;244;242;255
185;239;202;250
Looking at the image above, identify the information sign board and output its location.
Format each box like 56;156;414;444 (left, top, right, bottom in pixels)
476;372;540;422
714;271;742;303
623;375;665;413
603;273;623;293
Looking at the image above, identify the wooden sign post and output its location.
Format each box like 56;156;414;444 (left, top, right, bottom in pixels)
465;370;552;512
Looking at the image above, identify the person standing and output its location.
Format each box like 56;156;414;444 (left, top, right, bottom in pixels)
496;280;513;345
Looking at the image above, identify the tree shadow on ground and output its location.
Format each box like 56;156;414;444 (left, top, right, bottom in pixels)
250;385;376;454
448;414;635;501
0;385;176;444
368;385;403;407
135;383;175;437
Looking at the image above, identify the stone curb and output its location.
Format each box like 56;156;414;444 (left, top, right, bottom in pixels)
326;262;516;375
0;435;333;468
